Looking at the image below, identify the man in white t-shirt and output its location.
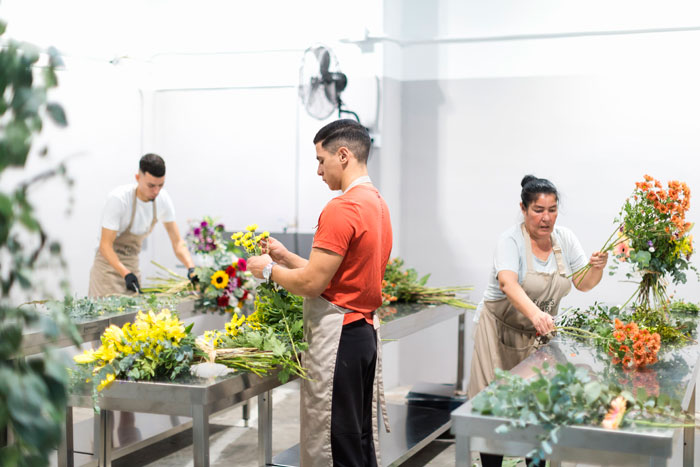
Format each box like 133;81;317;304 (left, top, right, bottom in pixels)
88;153;195;297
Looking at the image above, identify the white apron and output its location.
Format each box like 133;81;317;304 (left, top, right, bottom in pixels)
88;189;157;297
467;224;572;398
300;296;391;467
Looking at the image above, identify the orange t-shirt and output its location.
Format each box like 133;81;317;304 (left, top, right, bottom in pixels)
312;184;393;325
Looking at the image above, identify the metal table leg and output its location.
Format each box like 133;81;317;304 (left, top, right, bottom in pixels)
258;391;272;467
243;401;250;427
192;404;211;467
683;388;695;466
455;434;470;467
98;409;113;467
58;406;73;467
456;312;465;394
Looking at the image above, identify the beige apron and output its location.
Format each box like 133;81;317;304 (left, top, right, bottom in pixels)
88;189;157;297
300;296;391;467
467;224;572;399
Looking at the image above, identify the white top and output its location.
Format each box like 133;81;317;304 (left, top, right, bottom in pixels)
99;184;176;236
474;223;587;321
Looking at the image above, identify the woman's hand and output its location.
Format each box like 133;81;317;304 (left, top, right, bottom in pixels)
589;251;608;270
529;310;555;336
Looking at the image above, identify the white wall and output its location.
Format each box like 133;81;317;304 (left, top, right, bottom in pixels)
0;0;386;295
4;0;700;390
379;0;700;388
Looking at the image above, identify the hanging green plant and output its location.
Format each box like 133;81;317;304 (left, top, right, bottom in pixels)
0;18;81;466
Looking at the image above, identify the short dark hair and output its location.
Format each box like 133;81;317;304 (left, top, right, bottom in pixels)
313;119;371;164
521;175;558;208
139;153;165;177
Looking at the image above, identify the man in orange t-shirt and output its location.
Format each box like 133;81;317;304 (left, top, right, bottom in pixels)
248;119;392;466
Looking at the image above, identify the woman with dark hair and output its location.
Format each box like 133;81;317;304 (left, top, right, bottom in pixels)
467;175;608;467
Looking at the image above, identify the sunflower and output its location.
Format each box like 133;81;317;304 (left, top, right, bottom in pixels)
211;270;229;289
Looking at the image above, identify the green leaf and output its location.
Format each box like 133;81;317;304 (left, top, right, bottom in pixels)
418;273;430;286
0;325;22;359
46;102;68;127
636;388;648;404
47;46;64;68
584;382;602;405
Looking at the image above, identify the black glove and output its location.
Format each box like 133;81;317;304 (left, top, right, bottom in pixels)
187;267;198;285
124;273;141;293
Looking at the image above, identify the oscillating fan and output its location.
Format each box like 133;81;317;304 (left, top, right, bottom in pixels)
299;45;360;122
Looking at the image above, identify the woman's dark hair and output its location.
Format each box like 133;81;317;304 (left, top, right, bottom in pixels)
139;153;166;177
521;175;558;208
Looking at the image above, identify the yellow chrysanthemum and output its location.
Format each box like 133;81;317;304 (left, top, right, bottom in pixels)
246;224;258;232
246;312;262;330
211;270;229;289
74;350;98;364
225;313;247;337
262;231;270;238
243;231;253;240
97;373;116;391
234;240;241;246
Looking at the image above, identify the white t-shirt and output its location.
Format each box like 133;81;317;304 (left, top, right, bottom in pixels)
474;223;588;321
99;184;176;237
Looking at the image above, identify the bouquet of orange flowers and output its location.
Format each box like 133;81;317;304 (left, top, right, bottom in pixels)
609;318;661;369
613;175;694;309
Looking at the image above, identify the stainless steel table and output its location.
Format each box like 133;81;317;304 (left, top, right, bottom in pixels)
451;334;700;466
60;370;283;467
60;302;467;467
22;296;197;356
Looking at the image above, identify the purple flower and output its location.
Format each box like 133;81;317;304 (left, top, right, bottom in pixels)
216;224;225;230
193;227;201;236
201;221;208;227
647;240;654;247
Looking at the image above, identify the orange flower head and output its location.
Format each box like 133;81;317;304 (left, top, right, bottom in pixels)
602;396;627;430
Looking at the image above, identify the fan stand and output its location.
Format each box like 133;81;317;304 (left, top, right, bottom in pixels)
337;97;361;123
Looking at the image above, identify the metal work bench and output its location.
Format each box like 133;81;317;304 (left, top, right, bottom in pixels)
451;333;700;466
58;302;467;466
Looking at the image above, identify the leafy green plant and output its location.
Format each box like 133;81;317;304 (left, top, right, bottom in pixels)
381;257;474;309
0;18;80;466
200;281;308;383
471;362;692;466
558;302;695;346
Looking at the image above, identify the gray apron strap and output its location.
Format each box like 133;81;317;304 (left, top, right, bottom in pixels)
373;321;391;432
521;223;536;272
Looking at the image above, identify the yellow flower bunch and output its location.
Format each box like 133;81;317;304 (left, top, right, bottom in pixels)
245;311;262;330
225;313;247;337
74;308;191;390
203;329;225;347
231;223;270;255
673;234;693;259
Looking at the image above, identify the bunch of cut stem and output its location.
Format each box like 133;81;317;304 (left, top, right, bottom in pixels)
569;225;628;286
141;261;194;294
397;285;475;309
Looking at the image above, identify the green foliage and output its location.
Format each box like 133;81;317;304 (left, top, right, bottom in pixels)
0;21;80;466
558;302;696;346
382;257;474;309
471;362;691;465
61;292;188;321
206;282;308;383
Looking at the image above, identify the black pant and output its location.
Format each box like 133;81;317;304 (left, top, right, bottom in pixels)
480;453;546;467
330;319;378;467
